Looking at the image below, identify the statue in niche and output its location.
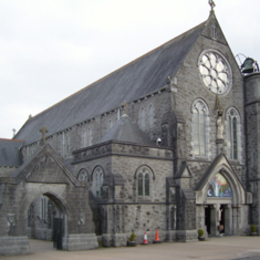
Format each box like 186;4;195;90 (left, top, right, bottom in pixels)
214;94;224;140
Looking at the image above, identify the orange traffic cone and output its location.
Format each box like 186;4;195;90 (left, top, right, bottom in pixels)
142;231;148;245
153;228;161;243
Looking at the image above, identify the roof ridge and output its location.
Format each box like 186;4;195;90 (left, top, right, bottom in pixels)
22;20;208;123
15;18;208;144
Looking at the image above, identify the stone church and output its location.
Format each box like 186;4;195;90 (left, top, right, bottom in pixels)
0;2;259;255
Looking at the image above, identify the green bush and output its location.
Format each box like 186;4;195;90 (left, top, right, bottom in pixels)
251;224;257;233
198;229;204;237
129;232;136;241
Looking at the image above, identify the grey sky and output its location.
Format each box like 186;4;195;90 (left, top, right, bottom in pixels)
1;0;259;138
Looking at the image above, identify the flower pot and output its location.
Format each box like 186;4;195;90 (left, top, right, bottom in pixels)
127;240;136;247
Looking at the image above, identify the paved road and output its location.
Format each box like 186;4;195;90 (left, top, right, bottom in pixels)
1;236;260;260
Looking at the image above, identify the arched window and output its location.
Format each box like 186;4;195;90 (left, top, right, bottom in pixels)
61;133;70;157
82;130;87;147
66;134;70;156
88;128;93;146
109;119;113;129
92;166;104;198
227;108;240;160
61;132;65;157
78;169;89;182
136;166;153;199
140;107;146;130
83;127;93;147
148;104;154;127
192;99;209;156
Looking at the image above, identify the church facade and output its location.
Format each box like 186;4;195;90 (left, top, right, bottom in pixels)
0;5;259;254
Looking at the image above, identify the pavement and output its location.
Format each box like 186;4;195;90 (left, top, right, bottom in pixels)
1;236;260;260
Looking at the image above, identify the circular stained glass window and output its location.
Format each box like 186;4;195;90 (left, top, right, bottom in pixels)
198;50;232;95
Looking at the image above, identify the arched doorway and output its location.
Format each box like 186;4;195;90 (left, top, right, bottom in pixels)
27;193;67;250
196;154;251;237
204;173;232;236
0;144;98;255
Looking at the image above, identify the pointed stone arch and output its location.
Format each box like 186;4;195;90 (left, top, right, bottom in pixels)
195;154;252;236
0;144;98;255
195;154;249;206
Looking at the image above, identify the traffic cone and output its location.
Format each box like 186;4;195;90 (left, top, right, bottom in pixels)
153;228;161;243
142;231;148;245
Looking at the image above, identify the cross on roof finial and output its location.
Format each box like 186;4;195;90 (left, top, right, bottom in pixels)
209;0;216;12
122;101;127;115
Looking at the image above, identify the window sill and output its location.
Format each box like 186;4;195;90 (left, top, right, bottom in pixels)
137;197;152;203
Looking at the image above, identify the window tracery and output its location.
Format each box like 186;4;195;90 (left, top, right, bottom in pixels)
92;166;104;198
78;169;89;182
135;166;154;200
226;108;240;160
192;99;209;157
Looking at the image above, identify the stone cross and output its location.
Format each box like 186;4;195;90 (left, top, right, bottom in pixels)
209;0;216;11
122;101;127;115
39;126;48;146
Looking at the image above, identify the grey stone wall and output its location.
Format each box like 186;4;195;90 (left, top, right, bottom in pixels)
244;73;260;230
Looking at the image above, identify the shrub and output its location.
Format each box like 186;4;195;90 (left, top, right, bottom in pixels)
198;229;204;237
129;232;136;241
251;224;257;233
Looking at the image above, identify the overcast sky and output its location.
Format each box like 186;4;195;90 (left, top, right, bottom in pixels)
1;0;259;139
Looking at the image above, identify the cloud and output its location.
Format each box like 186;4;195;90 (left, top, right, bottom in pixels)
0;0;260;137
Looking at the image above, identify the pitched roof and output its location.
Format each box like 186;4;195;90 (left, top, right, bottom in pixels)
100;114;154;146
0;138;24;166
15;20;207;145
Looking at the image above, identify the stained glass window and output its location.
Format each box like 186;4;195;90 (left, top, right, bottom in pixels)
207;173;232;198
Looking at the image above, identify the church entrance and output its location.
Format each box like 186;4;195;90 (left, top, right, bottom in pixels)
205;204;229;236
196;154;252;238
204;173;232;237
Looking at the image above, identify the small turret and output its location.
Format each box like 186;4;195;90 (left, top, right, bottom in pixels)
241;57;259;74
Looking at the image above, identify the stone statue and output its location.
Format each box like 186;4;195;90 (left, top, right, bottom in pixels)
122;101;127;115
39;126;48;146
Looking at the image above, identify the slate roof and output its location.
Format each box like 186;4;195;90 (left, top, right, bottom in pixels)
0;139;24;166
99;114;154;146
14;20;207;145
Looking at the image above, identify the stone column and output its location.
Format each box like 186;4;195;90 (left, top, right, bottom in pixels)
224;204;232;235
210;205;218;236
